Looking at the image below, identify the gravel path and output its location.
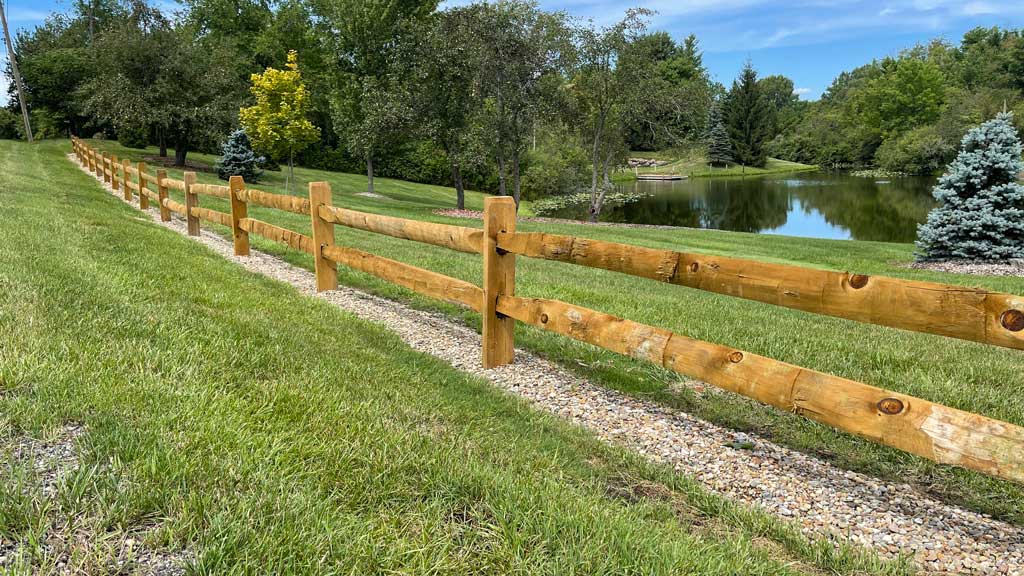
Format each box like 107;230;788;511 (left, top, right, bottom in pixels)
72;156;1024;575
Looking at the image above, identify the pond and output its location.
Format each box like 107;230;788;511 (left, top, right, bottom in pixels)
549;171;938;242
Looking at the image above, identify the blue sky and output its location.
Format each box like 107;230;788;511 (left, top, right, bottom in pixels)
4;0;1024;105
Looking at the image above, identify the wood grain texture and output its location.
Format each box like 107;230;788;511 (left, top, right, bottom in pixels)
137;162;149;210
162;198;187;215
482;197;517;368
110;155;120;192
183;172;200;236
191;183;231;199
496;294;1024;484
309;182;337;292
238;188;311;215
156;170;170;222
228;176;249;256
190;206;232;227
496;231;1024;351
121;159;132;201
162;178;186;192
239;218;314;254
322;244;482;310
319;205;482;254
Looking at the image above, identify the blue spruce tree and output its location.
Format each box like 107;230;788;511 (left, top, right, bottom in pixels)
216;129;265;182
916;112;1024;261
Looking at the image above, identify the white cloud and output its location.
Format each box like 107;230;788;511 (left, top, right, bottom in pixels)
0;74;9;107
794;87;811;95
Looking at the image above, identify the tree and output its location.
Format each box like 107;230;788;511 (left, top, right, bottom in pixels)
472;1;571;207
239;50;320;192
314;0;436;195
706;102;731;166
725;62;771;168
412;7;483;209
916;113;1024;261
854;57;945;139
216;128;265;182
574;9;650;221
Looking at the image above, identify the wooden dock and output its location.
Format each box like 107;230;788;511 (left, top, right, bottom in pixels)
636;173;686;181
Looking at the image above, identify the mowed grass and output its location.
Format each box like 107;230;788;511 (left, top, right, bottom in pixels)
0;142;914;574
79;139;1024;524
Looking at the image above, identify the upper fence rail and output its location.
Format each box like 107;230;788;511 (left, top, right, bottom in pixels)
69;137;1024;485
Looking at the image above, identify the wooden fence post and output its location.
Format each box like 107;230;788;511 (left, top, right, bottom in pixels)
111;155;120;192
309;181;337;292
156;169;170;222
482;196;517;368
122;159;132;201
184;171;199;236
137;162;148;210
228;175;250;256
102;153;111;184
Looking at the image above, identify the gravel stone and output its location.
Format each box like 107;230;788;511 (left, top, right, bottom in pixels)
73;155;1024;575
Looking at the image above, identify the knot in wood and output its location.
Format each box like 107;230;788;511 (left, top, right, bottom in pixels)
877;397;905;415
1001;309;1024;332
849;274;870;289
539;313;549;324
728;351;744;363
689;262;700;273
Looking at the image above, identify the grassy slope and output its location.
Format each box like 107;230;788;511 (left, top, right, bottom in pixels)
81;139;1024;524
0;141;913;574
626;150;817;178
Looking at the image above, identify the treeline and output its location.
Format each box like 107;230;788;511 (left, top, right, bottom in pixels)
0;0;718;212
769;27;1024;174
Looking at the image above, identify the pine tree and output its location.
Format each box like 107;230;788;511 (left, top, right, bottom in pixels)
216;129;265;182
706;102;732;166
724;62;771;168
916;112;1024;261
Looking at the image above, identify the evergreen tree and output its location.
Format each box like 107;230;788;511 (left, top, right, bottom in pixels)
724;62;771;168
916;112;1024;261
706;102;732;166
216;129;265;182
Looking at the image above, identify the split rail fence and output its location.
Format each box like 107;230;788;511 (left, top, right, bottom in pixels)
72;137;1024;484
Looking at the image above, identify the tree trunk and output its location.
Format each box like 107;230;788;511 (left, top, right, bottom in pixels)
287;155;294;193
174;137;188;167
511;148;521;209
496;148;507;197
450;160;465;210
366;155;375;195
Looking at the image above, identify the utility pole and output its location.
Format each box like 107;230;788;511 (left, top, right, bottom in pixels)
0;0;33;142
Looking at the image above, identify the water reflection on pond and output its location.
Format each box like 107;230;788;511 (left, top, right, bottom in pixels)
551;172;938;242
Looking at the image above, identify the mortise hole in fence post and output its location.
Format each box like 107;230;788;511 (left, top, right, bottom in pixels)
229;175;250;256
137;162;149;210
482;196;517;368
156;169;170;222
184;172;200;236
309;181;338;292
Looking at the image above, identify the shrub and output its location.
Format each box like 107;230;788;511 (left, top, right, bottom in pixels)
875;125;954;175
118;125;149;149
216;129;265;182
916;112;1024;261
0;109;18;139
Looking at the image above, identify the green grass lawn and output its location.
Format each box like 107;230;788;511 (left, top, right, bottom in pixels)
74;139;1024;524
0;141;916;574
623;149;817;179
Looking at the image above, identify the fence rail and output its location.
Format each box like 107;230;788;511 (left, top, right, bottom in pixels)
70;137;1024;485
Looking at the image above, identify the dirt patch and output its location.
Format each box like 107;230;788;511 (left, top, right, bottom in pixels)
908;259;1024;277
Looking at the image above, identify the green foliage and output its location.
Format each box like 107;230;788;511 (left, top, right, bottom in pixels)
0;109;19;139
520;127;590;200
917;113;1024;260
724;63;771;168
874;125;954;175
705;102;732;166
239;51;320;189
118;125;149;149
216;129;265;182
854;57;945;138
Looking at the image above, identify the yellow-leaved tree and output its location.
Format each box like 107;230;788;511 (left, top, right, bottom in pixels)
239;51;320;192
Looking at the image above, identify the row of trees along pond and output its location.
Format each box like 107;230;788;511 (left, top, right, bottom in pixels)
3;0;808;219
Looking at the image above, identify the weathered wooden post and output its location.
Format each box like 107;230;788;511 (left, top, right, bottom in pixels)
102;153;111;184
121;159;132;201
137;162;148;210
110;154;120;193
184;171;199;236
228;175;250;256
482;196;517;368
156;169;170;222
309;181;337;292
